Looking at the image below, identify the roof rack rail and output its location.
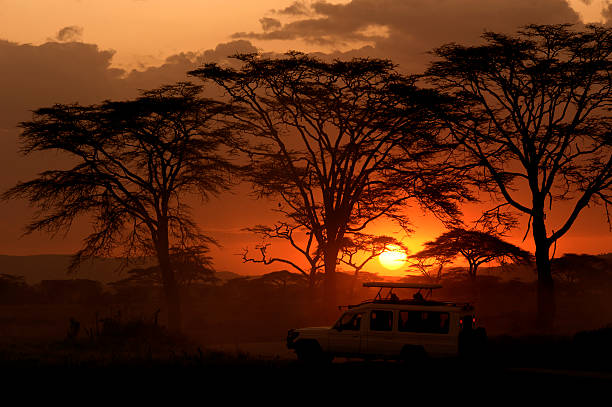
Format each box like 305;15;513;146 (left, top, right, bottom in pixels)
363;282;442;289
362;281;443;302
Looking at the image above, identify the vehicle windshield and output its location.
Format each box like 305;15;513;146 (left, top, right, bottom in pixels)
334;312;362;331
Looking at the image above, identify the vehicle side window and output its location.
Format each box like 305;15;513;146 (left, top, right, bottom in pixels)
398;311;450;334
335;312;363;331
369;310;393;331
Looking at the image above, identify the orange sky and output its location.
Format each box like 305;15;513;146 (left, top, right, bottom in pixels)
0;0;610;277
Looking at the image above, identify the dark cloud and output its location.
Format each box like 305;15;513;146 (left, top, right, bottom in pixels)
0;39;259;129
123;40;259;91
56;25;84;42
260;17;282;31
275;1;311;16
0;40;125;129
603;2;612;22
236;0;581;73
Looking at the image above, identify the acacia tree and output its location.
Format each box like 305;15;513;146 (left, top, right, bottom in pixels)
551;253;610;286
242;222;324;289
116;246;219;288
411;228;532;280
339;233;407;299
2;83;234;332
427;24;612;326
190;53;470;307
339;234;406;277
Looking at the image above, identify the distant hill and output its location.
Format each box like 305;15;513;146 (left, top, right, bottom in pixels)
0;255;153;284
215;270;243;281
0;255;246;284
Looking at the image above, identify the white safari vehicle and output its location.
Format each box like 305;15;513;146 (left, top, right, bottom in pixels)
287;282;486;363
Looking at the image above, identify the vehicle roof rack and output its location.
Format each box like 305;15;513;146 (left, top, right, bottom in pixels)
363;282;442;289
362;281;443;303
342;299;473;311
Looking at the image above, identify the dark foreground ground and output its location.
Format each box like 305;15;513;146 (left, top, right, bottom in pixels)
2;273;612;396
2;334;612;397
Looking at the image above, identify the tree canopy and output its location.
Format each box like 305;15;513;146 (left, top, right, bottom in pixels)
411;228;532;280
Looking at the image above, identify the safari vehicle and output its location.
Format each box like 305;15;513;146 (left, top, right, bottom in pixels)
287;282;486;363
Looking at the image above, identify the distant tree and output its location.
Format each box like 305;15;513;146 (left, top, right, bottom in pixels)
339;233;407;299
339;233;406;276
253;270;309;290
411;228;532;280
113;246;218;288
191;53;471;307
427;24;612;326
2;83;234;332
242;222;324;289
0;274;30;304
409;247;454;283
552;253;611;287
0;274;26;288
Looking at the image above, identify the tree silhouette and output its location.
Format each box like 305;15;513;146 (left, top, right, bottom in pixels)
411;228;532;280
339;233;406;276
551;253;611;287
2;83;234;332
242;222;323;289
427;24;612;327
190;53;471;307
339;233;407;299
112;246;219;288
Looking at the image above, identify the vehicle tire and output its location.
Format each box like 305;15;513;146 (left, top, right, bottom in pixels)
472;327;487;360
400;345;428;365
295;341;331;365
459;328;487;361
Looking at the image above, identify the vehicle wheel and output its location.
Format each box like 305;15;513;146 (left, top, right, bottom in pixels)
400;345;428;365
459;328;487;361
295;341;331;365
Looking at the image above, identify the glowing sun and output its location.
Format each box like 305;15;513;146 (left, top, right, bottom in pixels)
378;245;408;270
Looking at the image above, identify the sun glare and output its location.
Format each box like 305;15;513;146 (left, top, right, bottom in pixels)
378;245;407;270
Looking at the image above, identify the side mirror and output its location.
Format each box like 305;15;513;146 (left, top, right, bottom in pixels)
334;325;343;332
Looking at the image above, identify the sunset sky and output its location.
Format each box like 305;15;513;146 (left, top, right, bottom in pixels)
1;0;611;277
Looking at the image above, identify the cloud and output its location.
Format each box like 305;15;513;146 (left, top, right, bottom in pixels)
0;38;260;129
260;17;282;31
235;0;581;73
0;40;125;129
122;40;260;91
56;25;84;42
603;2;612;22
275;1;312;16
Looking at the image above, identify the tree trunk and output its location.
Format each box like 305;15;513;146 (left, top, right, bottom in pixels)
308;268;317;290
468;263;477;280
532;212;555;331
156;222;182;333
323;242;340;319
436;263;444;282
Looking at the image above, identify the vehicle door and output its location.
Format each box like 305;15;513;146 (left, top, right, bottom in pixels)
328;312;363;355
397;310;455;356
365;309;396;357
